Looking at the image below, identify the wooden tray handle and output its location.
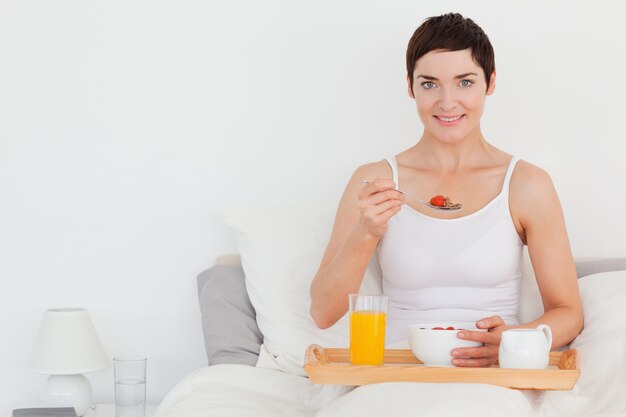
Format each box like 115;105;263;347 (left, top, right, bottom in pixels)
305;344;326;366
557;349;578;370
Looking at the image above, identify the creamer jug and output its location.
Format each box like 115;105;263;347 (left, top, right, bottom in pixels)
499;324;552;369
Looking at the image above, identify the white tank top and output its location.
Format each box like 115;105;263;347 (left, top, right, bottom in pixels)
378;156;524;343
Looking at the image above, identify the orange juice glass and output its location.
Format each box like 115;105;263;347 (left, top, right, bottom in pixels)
349;294;388;365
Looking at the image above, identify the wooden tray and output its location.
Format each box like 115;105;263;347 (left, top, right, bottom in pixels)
304;344;580;390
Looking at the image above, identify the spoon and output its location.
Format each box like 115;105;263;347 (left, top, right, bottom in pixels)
361;180;462;211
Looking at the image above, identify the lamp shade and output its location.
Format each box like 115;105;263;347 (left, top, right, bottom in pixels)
30;308;110;375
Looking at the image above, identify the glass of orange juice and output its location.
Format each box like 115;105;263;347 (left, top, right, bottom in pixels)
349;294;388;365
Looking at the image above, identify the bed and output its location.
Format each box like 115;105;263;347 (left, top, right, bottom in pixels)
154;204;626;417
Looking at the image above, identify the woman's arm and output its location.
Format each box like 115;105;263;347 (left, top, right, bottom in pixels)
310;163;404;329
512;162;584;347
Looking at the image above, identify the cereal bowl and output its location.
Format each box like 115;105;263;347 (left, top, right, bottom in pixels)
407;322;486;367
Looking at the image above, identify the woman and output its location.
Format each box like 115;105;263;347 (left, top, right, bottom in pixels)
309;13;583;367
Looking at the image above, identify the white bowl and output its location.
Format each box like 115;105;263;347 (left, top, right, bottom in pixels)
407;322;486;367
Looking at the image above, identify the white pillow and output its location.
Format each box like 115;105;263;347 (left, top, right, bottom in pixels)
570;270;626;346
541;270;626;417
223;203;382;376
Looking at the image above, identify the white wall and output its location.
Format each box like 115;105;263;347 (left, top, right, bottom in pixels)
1;0;625;414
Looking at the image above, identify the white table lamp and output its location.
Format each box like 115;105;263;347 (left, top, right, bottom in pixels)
30;308;110;416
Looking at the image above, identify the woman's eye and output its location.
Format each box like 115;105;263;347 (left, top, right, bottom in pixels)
421;81;437;89
459;79;473;87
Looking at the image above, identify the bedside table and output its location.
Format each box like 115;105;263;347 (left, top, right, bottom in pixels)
88;404;158;417
13;404;158;417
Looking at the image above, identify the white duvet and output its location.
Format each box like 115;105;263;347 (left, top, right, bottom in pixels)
153;362;534;417
154;358;541;417
153;363;343;417
155;337;626;417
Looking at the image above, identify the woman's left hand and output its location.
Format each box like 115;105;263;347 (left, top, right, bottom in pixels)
451;315;510;367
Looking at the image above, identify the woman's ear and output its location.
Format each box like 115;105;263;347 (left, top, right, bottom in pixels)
407;74;415;99
486;70;496;96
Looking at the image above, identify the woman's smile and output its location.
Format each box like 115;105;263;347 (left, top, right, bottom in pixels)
435;114;465;125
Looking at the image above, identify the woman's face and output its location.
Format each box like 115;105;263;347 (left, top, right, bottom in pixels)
408;48;495;144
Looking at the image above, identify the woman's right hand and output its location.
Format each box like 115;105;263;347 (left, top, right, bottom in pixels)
357;178;405;238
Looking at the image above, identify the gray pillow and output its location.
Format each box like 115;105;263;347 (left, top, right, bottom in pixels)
197;264;263;366
576;258;626;278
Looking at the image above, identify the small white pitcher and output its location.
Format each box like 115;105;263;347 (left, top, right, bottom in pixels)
498;324;553;369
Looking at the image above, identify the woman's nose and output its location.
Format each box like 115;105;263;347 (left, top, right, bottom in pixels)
437;89;458;111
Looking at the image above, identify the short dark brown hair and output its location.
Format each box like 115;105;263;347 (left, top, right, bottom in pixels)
406;13;495;91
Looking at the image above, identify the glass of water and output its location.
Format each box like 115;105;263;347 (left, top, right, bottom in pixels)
113;355;147;417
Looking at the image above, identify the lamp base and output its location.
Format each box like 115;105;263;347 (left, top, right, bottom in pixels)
40;374;94;416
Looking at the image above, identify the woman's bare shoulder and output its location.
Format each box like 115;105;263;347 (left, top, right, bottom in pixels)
338;160;395;212
511;160;554;196
510;159;560;224
350;159;394;184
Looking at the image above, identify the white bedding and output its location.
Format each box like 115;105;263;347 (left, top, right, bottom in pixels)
154;362;539;417
154;354;622;417
155;344;538;417
153;364;348;417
